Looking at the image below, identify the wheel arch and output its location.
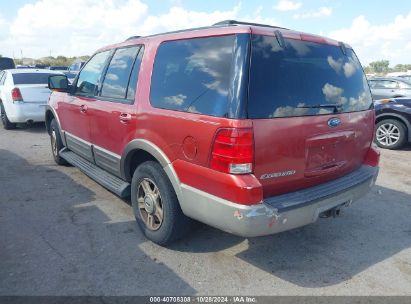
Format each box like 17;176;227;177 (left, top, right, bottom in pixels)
121;139;182;199
45;106;66;145
376;113;411;141
45;108;54;135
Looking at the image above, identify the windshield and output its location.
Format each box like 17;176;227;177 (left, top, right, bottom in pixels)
248;35;373;118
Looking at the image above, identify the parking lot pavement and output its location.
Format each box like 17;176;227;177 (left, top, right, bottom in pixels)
0;123;410;296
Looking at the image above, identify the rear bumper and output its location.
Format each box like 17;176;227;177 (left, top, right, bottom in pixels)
7;103;47;123
179;165;379;237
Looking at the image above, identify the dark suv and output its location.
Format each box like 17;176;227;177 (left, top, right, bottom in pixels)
46;20;379;245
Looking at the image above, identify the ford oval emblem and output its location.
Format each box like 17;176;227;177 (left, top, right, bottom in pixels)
328;117;341;128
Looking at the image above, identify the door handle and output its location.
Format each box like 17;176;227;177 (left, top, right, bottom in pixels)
80;104;88;113
119;113;132;123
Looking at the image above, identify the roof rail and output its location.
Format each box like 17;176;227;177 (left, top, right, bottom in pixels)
213;20;288;30
125;35;141;41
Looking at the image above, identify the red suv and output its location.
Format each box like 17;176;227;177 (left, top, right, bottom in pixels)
46;20;380;245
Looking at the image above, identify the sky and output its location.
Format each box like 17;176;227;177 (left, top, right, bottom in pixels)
0;0;410;66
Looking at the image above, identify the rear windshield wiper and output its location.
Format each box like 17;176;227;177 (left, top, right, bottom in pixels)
296;104;343;113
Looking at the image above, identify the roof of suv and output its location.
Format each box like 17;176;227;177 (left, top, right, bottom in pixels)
97;20;348;54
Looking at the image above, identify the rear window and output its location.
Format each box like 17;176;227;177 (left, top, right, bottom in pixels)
150;35;235;117
12;73;57;85
248;35;372;118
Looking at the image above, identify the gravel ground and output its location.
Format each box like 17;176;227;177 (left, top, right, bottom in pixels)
0;123;410;296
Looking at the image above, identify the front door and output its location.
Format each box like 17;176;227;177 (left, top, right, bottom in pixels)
59;50;112;162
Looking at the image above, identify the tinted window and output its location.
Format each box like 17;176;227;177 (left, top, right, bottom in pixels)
248;35;373;118
12;73;57;85
127;46;144;100
150;35;235;117
101;46;140;99
49;66;68;70
76;50;111;96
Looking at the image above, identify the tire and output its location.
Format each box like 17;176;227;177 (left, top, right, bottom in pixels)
50;118;67;165
131;161;192;245
375;119;407;150
0;102;16;130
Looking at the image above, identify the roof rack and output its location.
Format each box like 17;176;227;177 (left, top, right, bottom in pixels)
125;20;287;41
125;35;141;41
213;20;288;30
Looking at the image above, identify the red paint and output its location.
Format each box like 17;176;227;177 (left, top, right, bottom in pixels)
252;110;375;197
48;23;378;207
173;160;263;205
364;144;380;167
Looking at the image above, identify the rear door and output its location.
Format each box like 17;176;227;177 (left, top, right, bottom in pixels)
248;34;374;197
87;45;144;176
58;50;112;162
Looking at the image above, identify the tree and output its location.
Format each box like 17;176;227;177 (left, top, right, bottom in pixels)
369;60;390;74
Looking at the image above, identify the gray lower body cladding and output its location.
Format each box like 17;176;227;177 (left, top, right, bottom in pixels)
178;165;379;237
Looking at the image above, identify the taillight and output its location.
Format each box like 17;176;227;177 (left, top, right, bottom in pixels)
210;128;254;174
11;88;23;103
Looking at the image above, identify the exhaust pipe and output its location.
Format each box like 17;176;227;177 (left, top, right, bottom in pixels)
319;200;352;219
320;206;341;218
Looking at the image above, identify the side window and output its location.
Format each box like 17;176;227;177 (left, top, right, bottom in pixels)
0;72;5;85
150;35;235;117
75;50;111;96
368;80;376;88
380;80;397;89
126;46;144;100
100;46;141;100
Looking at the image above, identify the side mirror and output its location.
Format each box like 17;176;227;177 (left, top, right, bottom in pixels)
48;75;69;92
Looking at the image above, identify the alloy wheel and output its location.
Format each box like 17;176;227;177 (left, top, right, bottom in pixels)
137;178;164;231
51;130;58;157
376;123;400;146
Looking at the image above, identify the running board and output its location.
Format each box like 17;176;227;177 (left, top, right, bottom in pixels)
60;149;130;198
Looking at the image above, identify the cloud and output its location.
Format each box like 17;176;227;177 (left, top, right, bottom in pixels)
271;102;308;118
293;7;332;19
327;56;343;74
0;13;9;41
328;12;411;65
273;0;302;11
327;56;359;78
343;60;357;78
164;94;187;106
2;0;275;58
322;83;345;103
